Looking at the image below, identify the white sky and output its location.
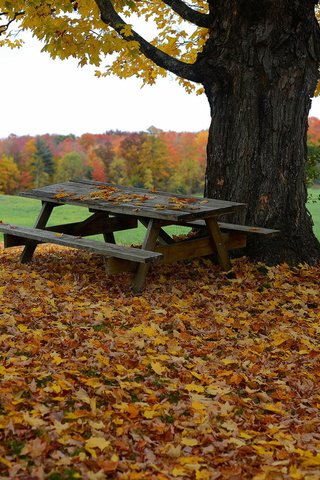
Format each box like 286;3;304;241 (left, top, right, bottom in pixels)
1;34;320;139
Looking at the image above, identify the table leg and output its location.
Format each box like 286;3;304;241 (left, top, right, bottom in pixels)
132;219;161;293
102;213;116;244
20;202;55;264
205;217;232;271
139;218;174;245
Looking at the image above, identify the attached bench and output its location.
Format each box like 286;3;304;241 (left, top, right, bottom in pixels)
0;223;163;265
180;219;280;236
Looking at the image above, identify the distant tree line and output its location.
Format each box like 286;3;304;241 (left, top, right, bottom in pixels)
0;122;319;196
0;128;207;195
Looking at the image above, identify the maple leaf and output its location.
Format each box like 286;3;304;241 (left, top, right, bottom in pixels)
85;437;111;457
181;438;199;446
151;361;166;375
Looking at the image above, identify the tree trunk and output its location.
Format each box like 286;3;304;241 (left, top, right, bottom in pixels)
202;0;320;265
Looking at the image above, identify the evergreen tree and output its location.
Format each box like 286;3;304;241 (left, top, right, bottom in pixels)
35;137;54;177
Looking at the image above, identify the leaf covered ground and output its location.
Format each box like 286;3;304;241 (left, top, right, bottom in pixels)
0;245;319;480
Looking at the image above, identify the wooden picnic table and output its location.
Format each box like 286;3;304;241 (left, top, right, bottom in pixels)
0;179;275;292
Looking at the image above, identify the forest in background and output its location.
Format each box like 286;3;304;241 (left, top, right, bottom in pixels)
0;127;207;195
0;118;320;196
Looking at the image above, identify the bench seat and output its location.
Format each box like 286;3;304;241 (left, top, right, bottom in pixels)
180;219;280;236
0;223;163;264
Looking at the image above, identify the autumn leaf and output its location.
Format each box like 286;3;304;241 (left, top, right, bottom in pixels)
85;437;111;456
151;361;166;375
181;438;199;446
0;247;319;479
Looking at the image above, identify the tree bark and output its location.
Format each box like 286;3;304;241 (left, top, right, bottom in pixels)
201;0;320;265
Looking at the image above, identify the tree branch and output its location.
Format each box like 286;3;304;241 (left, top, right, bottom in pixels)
162;0;212;28
0;11;25;35
94;0;203;83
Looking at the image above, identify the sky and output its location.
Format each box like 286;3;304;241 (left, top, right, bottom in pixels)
0;35;211;138
1;35;320;139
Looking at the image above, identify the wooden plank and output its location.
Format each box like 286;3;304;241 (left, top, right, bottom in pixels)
205;217;232;271
0;224;163;264
138;217;174;245
45;213;137;236
132;219;162;293
156;232;246;264
155;236;217;263
102;213;116;243
20;201;55;264
2;213;137;247
180;219;280;235
19;181;245;222
106;232;247;274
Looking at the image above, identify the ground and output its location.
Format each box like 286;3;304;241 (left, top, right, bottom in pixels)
0;245;319;480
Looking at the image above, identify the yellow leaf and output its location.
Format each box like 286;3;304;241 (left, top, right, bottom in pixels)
143;409;159;419
151;361;166;375
164;443;182;458
51;353;64;365
179;456;204;465
0;456;12;468
252;474;268;480
181;438;199;446
239;432;253;439
85;437;110;451
252;445;273;456
289;466;304;479
83;378;102;388
54;420;71;434
221;358;237;365
302;454;320;466
271;332;290;347
260;403;286;415
196;471;211;480
185;384;205;393
131;324;157;336
172;467;187;477
206;386;230;398
89;421;105;430
75;388;91;404
51;383;62;393
120;24;133;37
96;353;110;366
17;324;29;332
191;401;206;411
23;413;46;428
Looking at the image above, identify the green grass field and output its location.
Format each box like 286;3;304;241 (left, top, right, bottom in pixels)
308;187;320;239
0;188;319;243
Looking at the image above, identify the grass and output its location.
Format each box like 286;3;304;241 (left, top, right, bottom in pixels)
0;188;319;243
308;186;320;239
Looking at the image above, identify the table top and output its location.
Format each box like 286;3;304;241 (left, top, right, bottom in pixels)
20;179;245;222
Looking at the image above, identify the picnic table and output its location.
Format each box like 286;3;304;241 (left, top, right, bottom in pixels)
0;180;278;292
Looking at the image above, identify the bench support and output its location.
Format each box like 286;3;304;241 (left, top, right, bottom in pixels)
132;219;161;294
21;201;55;264
205;217;232;271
